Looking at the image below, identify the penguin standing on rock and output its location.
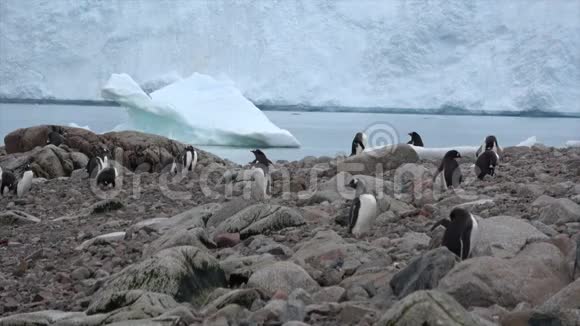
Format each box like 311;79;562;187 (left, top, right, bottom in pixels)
347;178;378;238
431;207;479;260
475;135;502;159
17;164;33;197
0;166;17;196
250;149;273;194
407;132;424;147
474;150;498;180
433;150;463;189
46;126;66;146
350;132;367;156
181;145;198;176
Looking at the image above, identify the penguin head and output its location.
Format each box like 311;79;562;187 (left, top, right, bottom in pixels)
485;135;498;150
186;145;194;152
252;149;264;155
24;163;32;171
347;178;360;189
445;150;461;160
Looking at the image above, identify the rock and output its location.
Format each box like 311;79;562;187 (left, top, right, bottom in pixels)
0;310;86;326
540;278;580;311
539;198;580;225
247;261;320;297
390;247;457;298
69;151;89;169
143;227;214;257
531;195;558;208
472;216;548;258
0;210;41;225
152;203;221;234
87;290;179;323
337;144;419;175
345;285;369;301
530;220;559;237
206;198;255;228
311;286;346;303
391;231;431;253
76;231;126;251
214;204;305;240
248;235;293;257
219;253;277;287
202;288;266;315
292;230;391;286
91;246;226;306
439;242;569;308
71;266;92;280
214;232;241;248
376;290;481;326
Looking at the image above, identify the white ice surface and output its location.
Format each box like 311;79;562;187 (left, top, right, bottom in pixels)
102;73;300;147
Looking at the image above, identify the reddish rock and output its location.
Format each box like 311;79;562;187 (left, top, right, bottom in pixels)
271;289;288;300
214;232;241;248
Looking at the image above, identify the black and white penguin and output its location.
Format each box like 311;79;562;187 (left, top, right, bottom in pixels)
474;150;498;180
96;167;117;188
350;132;367;156
431;207;479;260
250;149;273;167
170;158;178;175
250;167;268;200
407;132;424;147
0;166;17;196
475;135;502;159
17;164;33;197
86;155;103;178
347;178;378;238
181;145;198;176
433;150;463;189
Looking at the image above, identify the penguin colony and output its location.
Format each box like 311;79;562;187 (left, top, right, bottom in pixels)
1;126;514;263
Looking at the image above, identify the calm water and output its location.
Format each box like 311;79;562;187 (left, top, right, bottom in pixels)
1;103;579;164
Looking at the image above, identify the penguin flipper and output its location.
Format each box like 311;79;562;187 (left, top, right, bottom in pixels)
461;228;472;260
349;198;361;234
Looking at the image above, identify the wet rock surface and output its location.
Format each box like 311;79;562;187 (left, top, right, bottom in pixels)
1;127;580;325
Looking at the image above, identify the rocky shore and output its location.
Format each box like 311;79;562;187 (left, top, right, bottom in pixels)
1;125;579;326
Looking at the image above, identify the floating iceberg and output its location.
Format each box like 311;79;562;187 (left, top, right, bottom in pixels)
565;140;580;148
102;73;300;148
517;136;538;147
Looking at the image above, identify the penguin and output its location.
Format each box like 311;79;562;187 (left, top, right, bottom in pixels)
474;149;498;180
170;158;178;175
475;135;502;159
250;167;267;200
17;164;33;197
181;145;198;176
350;132;367;156
46;125;66;146
431;207;479;260
250;149;273;167
433;150;463;189
346;178;378;238
96;167;117;188
86;156;102;178
0;167;17;196
407;132;424;147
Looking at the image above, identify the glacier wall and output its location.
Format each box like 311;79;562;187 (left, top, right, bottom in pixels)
0;0;579;112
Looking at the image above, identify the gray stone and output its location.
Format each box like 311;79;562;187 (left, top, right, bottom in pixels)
214;204;305;240
75;231;126;251
439;242;569;308
87;290;179;323
531;195;558;208
247;261;320;297
91;246;226;307
153;203;222;234
472;216;548;258
142;227;214;257
337;144;419;175
539;198;580;225
376;290;481;326
540;278;580;311
0;210;41;225
0;310;86;326
390;247;457;298
71;266;92;281
311;286;346;303
202;288;266;315
219;253;277;286
391;231;431;253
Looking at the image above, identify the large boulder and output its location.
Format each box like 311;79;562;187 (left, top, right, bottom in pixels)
246;261;320;297
539;198;580;225
214;204;305;240
337;144;419;175
540;278;580;311
87;290;179;323
390;247;457;298
472;216;548;258
376;290;482;326
0;144;77;179
143;227;214;257
92;246;226;306
439;242;569;308
291;230;391;286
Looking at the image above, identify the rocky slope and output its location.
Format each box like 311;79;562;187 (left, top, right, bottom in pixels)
1;126;579;326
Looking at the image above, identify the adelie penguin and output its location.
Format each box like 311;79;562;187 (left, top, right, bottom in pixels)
350;132;367;156
433;150;463;189
250;149;273;193
431;207;479;260
347;178;378;238
0;166;17;196
407;132;424;147
17;164;33;197
181;145;198;176
474;149;498;180
475;135;502;159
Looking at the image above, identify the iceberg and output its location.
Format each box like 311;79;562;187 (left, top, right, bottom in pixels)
517;136;538;147
565;140;580;148
102;73;300;148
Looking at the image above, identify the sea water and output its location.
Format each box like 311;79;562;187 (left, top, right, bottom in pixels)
1;103;578;164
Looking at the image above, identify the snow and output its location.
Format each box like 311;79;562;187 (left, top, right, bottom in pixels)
1;1;578;113
410;145;479;161
517;136;538;147
67;122;91;131
102;73;300;147
565;140;580;148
